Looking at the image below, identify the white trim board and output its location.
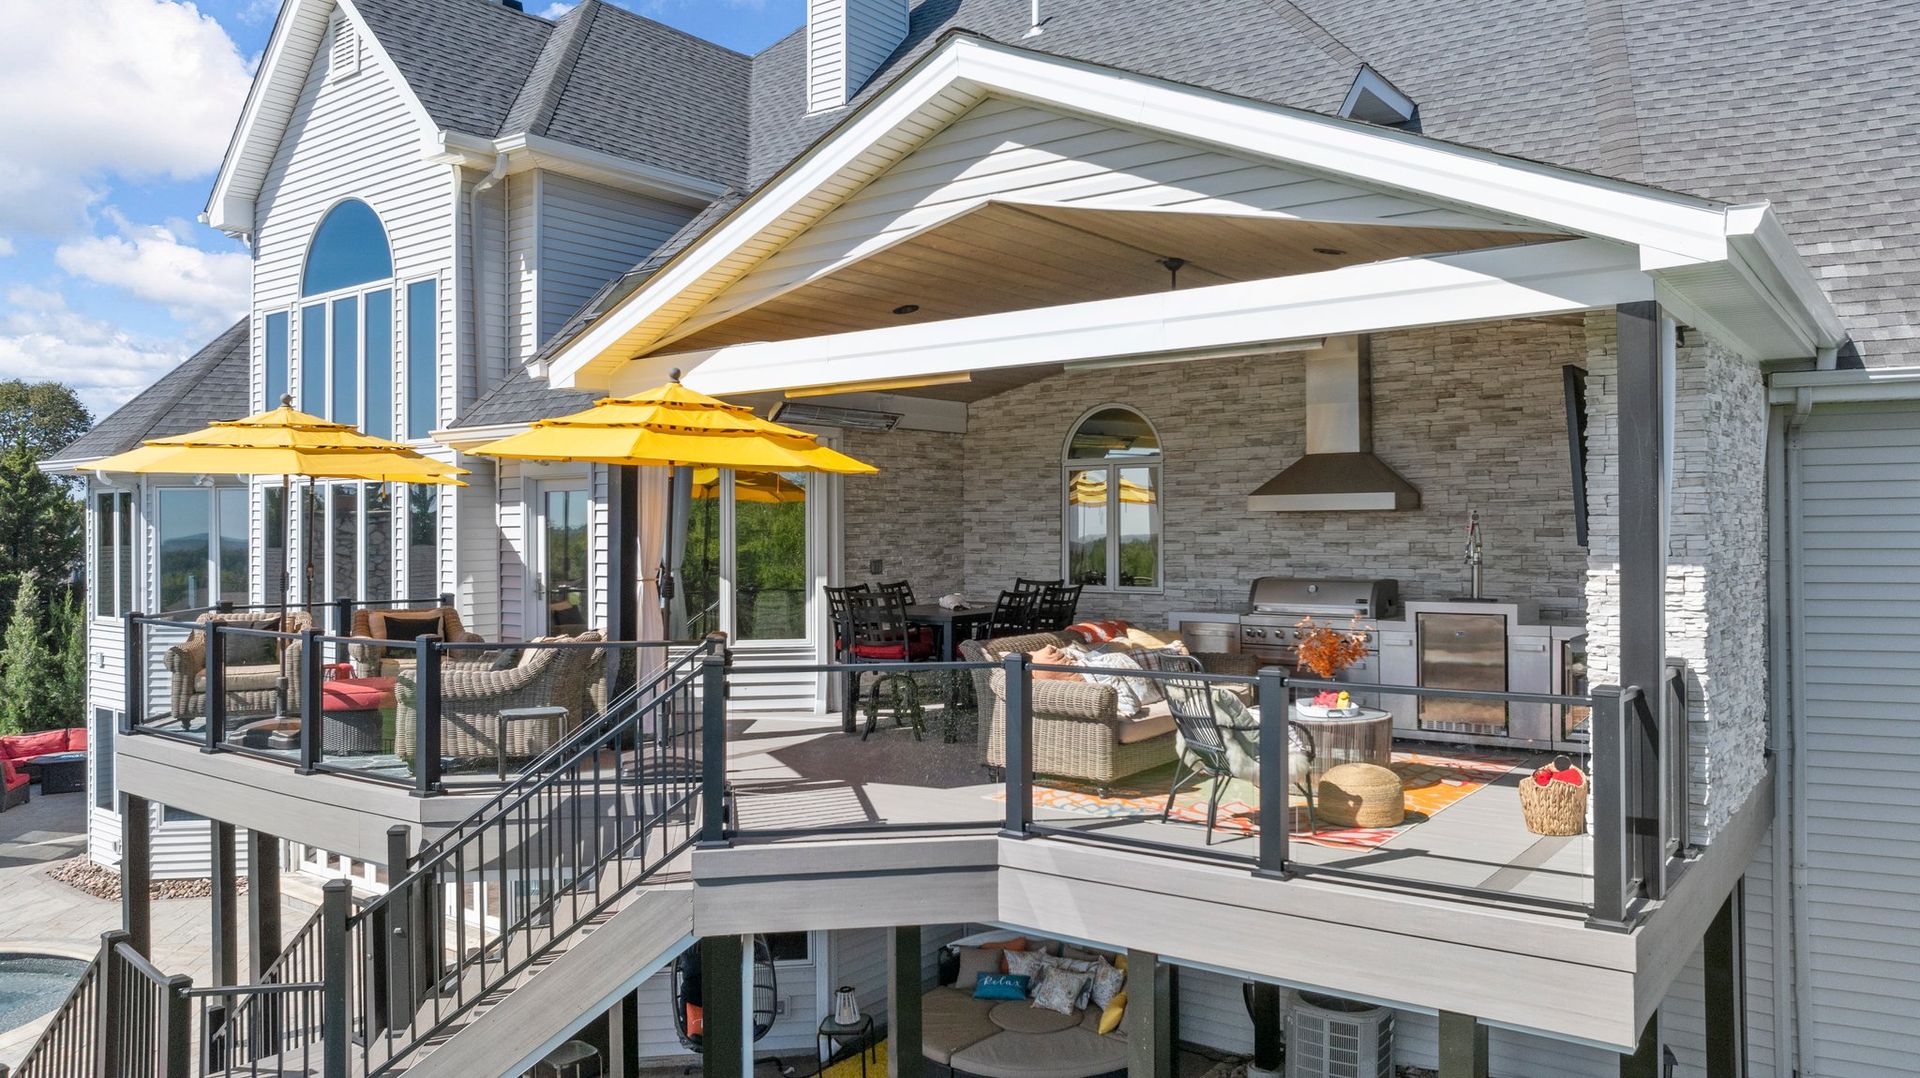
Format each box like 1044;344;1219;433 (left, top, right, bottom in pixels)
548;33;1841;389
637;238;1650;397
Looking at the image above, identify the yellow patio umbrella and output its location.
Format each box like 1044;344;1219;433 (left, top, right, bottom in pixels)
467;371;875;615
92;396;467;670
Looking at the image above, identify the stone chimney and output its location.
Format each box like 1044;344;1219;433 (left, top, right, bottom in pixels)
806;0;910;113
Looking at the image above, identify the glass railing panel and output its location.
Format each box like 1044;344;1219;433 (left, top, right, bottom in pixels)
727;660;1005;836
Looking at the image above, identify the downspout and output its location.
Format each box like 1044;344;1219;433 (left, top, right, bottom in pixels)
1782;386;1816;1077
1815;344;1838;371
1764;401;1794;1076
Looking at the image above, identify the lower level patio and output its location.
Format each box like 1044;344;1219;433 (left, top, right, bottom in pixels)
725;710;1595;911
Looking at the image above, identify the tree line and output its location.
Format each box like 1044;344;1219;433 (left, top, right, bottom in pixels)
0;380;92;735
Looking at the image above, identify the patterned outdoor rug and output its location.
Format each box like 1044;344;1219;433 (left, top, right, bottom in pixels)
993;751;1521;851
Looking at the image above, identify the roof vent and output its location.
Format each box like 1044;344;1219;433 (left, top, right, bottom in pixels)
328;15;361;82
1339;65;1418;129
806;0;910;113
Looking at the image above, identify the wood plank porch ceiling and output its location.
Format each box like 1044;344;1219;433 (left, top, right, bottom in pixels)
663;203;1567;365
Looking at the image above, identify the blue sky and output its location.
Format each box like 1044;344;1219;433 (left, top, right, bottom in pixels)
0;0;806;420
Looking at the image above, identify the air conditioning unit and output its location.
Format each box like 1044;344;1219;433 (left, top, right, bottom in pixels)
1285;992;1393;1078
769;401;901;432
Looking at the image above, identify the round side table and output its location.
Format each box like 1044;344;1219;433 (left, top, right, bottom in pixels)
1291;705;1393;791
537;1038;601;1077
818;1013;875;1078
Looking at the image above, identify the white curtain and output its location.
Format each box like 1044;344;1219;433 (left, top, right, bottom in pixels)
637;466;669;643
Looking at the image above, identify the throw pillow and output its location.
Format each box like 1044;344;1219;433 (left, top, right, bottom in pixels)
1098;991;1128;1035
1076;649;1160;715
977;936;1028;954
1037;955;1102;1009
1212;688;1260;732
1002;949;1049;980
1030;970;1092;1015
372;610;446;642
973;973;1031;1001
1089;959;1127;1008
953;946;1003;988
1122;627;1184;651
685;1003;704;1036
220;615;283;666
1029;645;1081;681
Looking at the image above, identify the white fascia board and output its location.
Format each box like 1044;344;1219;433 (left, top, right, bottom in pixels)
546;35;1737;390
1724;203;1848;348
676;239;1649;397
205;0;319;233
432;421;531;450
1768;366;1920;405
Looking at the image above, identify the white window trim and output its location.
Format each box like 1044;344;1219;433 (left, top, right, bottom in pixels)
294;281;397;436
1061;404;1165;594
92;489;135;622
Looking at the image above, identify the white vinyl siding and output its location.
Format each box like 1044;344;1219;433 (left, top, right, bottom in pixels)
677;97;1537;343
805;0;907;112
1769;400;1920;1075
507;173;539;365
536;173;696;344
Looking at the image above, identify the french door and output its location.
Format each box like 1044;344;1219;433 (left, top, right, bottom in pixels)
531;478;591;638
678;469;821;648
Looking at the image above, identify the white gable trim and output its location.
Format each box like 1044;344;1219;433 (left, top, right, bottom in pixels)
635;239;1651;398
205;0;440;235
546;34;1786;389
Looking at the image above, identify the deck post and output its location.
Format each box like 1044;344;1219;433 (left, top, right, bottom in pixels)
210;821;238;980
203;620;226;750
1125;950;1172;1078
1438;1012;1488;1078
1255;666;1290;877
247;829;283;980
1704;889;1741;1078
888;925;924;1078
94;930;130;1073
123;611;143;734
699;633;731;848
296;627;323;773
610;987;642;1078
1615;299;1669;905
320;879;351;1078
159;972;193;1078
413;635;444;796
701;934;747;1078
1248;982;1283;1077
1000;652;1034;838
120;793;152;955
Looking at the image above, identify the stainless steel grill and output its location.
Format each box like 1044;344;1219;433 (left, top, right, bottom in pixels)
1237;576;1400;679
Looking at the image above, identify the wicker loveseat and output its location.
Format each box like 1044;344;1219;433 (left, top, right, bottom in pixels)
165;610;312;723
349;605;485;669
959;628;1259;792
394;632;605;767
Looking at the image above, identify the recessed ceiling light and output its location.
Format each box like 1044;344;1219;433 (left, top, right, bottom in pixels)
1313;247;1346;256
892;304;920;315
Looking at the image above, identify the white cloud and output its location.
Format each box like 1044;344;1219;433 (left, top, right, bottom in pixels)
0;0;252;237
0;238;14;257
0;287;196;414
538;2;576;17
55;213;249;330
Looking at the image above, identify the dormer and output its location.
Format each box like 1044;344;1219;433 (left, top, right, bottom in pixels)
1339;64;1419;130
806;0;910;113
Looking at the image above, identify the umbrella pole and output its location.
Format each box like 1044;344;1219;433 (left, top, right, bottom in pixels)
657;466;676;623
276;473;293;721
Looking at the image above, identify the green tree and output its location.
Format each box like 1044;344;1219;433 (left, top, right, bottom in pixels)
0;572;61;735
0;442;83;614
53;592;87;729
0;380;92;458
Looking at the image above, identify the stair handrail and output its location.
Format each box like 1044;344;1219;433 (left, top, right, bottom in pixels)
343;633;725;1075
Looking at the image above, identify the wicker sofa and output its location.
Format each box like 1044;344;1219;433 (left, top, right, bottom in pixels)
165;610;312;723
394;632;605;767
959;628;1259;792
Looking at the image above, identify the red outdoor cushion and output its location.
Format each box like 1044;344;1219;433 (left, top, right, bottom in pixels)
321;677;398;712
1;730;70;761
1;758;25;791
851;639;936;661
67;727;87;752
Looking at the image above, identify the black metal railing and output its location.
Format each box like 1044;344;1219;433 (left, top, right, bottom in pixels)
191;896;333;1077
10;932;194;1078
122;608;689;794
340;634;721;1074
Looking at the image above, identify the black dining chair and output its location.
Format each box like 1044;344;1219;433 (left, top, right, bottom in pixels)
824;584;871;731
987;589;1039;638
1034;583;1083;631
844;590;937;739
877;580;915;606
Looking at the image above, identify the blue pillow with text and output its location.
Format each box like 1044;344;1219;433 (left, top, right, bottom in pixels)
973;973;1031;1001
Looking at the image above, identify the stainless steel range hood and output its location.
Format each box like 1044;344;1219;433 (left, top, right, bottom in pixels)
1247;336;1421;512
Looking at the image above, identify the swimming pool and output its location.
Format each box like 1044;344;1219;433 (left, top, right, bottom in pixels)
0;953;90;1033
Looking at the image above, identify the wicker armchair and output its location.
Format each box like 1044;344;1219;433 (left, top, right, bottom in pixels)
349;605;484;667
960;629;1259;792
394;631;605;766
165;610;313;722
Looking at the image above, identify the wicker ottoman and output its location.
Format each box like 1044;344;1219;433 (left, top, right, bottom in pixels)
1317;762;1405;828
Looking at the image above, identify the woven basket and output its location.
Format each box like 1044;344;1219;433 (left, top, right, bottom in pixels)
1317;763;1405;828
1519;757;1588;836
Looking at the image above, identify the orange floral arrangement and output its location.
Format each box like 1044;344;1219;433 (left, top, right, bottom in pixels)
1294;616;1370;679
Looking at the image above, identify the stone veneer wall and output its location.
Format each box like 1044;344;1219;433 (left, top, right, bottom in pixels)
839;427;967;598
951;318;1592;624
1581;311;1770;841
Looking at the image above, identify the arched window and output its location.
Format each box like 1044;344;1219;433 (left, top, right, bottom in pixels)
291;200;394;439
1063;405;1161;590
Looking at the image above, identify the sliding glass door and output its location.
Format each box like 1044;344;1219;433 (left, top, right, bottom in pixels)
532;480;590;637
676;470;816;645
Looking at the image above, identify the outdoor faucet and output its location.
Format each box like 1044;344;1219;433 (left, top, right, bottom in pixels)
1463;508;1483;600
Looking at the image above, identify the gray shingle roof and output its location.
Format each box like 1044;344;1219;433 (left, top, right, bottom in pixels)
47;320;251;468
352;0;553;138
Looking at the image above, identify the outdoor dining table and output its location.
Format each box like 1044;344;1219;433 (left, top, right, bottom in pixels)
902;602;995;717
